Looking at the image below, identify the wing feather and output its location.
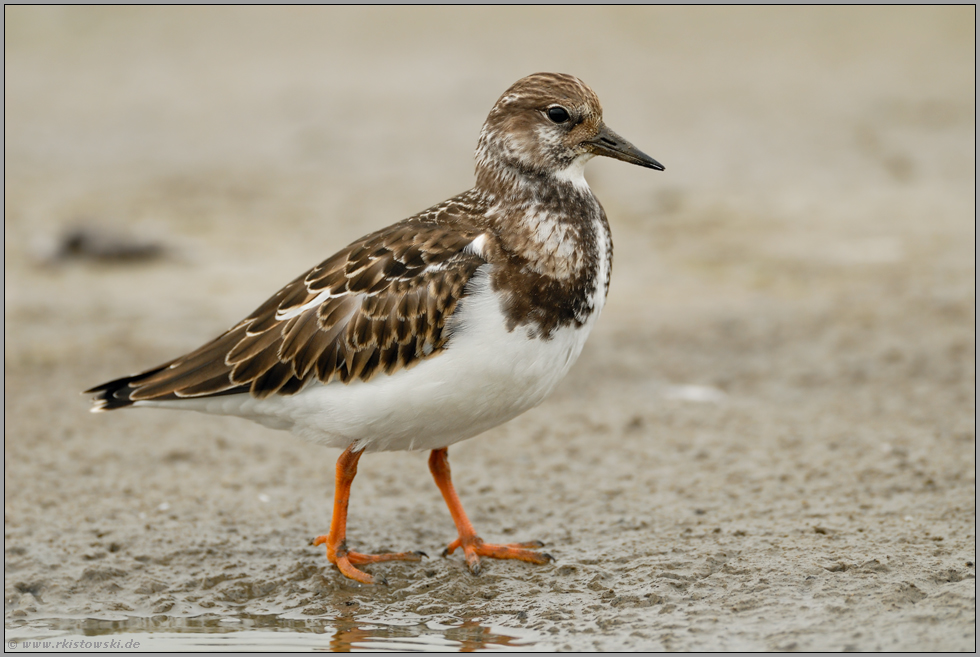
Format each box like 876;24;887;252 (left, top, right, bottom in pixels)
279;308;323;362
87;206;490;410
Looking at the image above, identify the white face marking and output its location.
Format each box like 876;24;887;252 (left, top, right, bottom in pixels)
552;153;595;190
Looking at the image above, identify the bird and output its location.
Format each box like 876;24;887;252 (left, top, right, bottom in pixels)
86;72;664;584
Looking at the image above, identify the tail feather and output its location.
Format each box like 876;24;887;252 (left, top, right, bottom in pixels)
85;364;252;412
85;365;174;412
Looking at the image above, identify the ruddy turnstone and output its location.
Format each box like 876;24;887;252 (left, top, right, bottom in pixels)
87;72;664;584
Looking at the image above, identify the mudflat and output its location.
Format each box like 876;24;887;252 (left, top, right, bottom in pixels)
5;7;975;650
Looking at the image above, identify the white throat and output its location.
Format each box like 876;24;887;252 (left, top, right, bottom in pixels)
552;154;595;191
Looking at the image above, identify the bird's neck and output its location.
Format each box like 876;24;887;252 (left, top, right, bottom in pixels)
475;160;596;214
473;159;608;284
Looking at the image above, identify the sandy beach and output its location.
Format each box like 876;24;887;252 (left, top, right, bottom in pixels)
5;7;975;650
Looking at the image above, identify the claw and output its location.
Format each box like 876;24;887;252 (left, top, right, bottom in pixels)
444;536;552;574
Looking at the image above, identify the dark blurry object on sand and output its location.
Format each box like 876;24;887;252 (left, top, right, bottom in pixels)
50;225;166;265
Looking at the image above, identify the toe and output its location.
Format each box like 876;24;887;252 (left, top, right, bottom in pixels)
334;557;375;585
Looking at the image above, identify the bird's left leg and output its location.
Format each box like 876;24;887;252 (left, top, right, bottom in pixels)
428;447;553;575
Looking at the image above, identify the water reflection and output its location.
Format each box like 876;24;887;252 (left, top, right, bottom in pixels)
5;614;544;652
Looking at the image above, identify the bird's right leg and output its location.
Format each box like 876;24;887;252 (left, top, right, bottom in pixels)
314;444;423;584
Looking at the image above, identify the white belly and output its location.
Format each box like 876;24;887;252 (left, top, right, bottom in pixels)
139;267;602;452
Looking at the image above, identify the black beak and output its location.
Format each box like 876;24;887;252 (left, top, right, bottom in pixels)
586;124;664;171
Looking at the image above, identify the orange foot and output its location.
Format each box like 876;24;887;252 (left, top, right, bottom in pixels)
313;535;425;585
443;536;553;575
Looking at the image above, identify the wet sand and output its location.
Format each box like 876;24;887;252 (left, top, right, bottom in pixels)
4;7;975;651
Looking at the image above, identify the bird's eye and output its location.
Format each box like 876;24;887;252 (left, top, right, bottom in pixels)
547;106;570;124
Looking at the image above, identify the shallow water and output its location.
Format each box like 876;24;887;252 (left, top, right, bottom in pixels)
6;615;547;652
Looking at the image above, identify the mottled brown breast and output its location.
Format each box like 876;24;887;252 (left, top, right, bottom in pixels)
484;180;611;339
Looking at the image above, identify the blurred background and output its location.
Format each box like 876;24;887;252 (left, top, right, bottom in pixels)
5;7;973;358
4;7;975;651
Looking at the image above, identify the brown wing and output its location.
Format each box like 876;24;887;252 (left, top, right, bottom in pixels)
88;217;488;409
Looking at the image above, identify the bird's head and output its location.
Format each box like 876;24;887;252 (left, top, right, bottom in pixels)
475;72;663;191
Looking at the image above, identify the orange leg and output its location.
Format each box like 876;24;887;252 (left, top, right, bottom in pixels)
428;447;552;575
314;445;424;584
